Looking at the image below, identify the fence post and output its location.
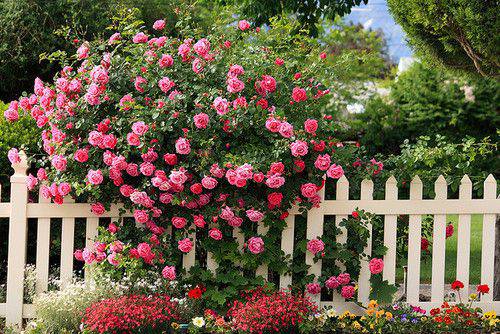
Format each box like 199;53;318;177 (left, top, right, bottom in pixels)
5;151;29;326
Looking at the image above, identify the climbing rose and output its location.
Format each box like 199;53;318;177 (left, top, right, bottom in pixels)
306;283;321;295
247;237;264;254
326;164;344;179
307;239;324;255
292;87;307;102
162;265;176;280
341;285;355;299
369;258;384;274
238;20;250;31
209;228;223;240
301;183;318;198
178;238;193;253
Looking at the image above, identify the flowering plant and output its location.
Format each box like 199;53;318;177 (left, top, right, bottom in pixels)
5;12;381;305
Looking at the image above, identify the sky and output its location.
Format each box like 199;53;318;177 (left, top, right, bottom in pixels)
343;0;413;61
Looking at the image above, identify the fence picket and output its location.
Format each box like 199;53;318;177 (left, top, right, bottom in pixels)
207;224;219;273
35;192;51;294
357;179;374;305
279;213;295;289
256;223;270;279
431;175;448;302
5;152;29;326
481;174;497;302
456;175;472;300
332;176;349;302
306;181;326;304
85;217;99;281
407;176;423;304
383;176;398;285
60;197;75;289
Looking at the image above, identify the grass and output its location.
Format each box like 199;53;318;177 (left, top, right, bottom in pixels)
396;214;483;284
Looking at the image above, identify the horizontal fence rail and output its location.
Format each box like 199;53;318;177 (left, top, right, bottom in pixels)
1;153;499;326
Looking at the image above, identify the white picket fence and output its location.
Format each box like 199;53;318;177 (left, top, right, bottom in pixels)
1;152;499;325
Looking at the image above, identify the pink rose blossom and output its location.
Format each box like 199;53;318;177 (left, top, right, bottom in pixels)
201;176;218;189
158;54;174;68
265;174;285;189
87;169;103;185
290;140;308;157
158;77;175;93
325;276;340;289
304;118;318;134
306;283;321;295
132;32;148;43
162;265;176;280
178;238;193;253
153;20;166;31
7;148;21;164
341;285;355;299
238;20;251;31
91;203;105;215
193;112;209;129
247;236;264;254
327;164;344;179
307;238;324;255
301;183;318;198
369;258;384;274
292;87;307;102
246;209;264;222
227;77;245;93
26;174;38;190
172;216;187;229
175;137;191;155
51;155;67;171
278;122;294;138
314;154;331;171
209;228;223;240
213;97;230;115
337;273;351;285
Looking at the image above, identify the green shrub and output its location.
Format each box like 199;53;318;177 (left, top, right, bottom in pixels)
345;62;499;155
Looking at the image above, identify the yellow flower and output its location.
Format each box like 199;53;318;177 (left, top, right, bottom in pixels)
376;310;385;318
326;308;336;318
368;300;378;309
469;293;477;300
171;322;180;330
352;321;362;330
385;312;393;320
483;311;497;319
340;310;352;319
366;308;375;316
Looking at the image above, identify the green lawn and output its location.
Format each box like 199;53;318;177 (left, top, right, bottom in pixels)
396;214;483;284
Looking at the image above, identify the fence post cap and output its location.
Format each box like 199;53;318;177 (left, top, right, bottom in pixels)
11;150;28;176
460;174;472;184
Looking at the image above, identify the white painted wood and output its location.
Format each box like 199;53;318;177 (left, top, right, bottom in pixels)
207;224;219;273
456;175;472;300
5;151;29;326
35;192;51;294
85;217;99;281
256;223;270;279
357;179;373;305
481;174;497;302
383;176;398;285
279;213;295;289
305;180;325;304
407;176;423;304
431;175;447;302
182;231;197;271
60;197;75;289
332;176;349;302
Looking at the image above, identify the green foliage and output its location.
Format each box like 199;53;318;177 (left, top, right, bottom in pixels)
0;0;214;101
387;0;500;78
216;0;368;36
347;62;499;155
0;102;40;197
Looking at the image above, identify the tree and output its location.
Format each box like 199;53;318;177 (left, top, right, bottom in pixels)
216;0;368;36
387;0;499;78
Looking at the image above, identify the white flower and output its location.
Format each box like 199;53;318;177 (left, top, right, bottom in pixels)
326;309;336;318
192;317;205;328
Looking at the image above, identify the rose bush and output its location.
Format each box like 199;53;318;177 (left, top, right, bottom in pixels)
5;14;382;306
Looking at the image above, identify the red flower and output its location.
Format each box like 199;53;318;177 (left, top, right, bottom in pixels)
451;280;464;290
421;237;429;251
352;211;359;219
188;286;203;299
430;308;440;316
477;284;489;294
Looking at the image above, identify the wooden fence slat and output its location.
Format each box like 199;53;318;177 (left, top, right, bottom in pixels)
383;176;398;285
431;175;448;302
305;180;326;304
35;193;51;294
207;224;219;273
407;176;423;304
85;217;99;282
332;176;349;302
256;223;270;279
456;175;472;300
182;231;197;271
279;214;295;289
5;152;29;326
60;197;75;289
357;179;374;305
481;174;497;302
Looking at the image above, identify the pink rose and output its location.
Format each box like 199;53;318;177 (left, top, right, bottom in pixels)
193;112;209;129
278;122;294;138
228;216;243;227
213;97;229;115
107;253;119;266
158;77;175;93
175;137;191;155
193;215;206;228
74;148;89;162
51;155;67;171
110;241;123;253
247;236;264;254
306;283;321;295
265;174;285;189
304;118;318;134
267;192;283;207
87;169;103;185
127;133;140;146
57;182;71;196
162;265;176;280
209;228;223;240
246;209;264;222
153;20;166;31
307;238;324;255
26;174;38;190
369;258;384;274
201;176;218;189
133;210;149;224
227;77;245;93
301;183;318;198
140;162;155;176
238;20;251;31
158;54;174;68
337;273;351;285
260;75;276;93
178;238;193;253
219;206;234;220
7;148;21;164
292;87;307;102
326;164;344;179
137;242;154;263
172;216;187;229
108;32;121;44
314;154;331;171
193;38;210;56
325;276;340;289
132;32;148;43
91;202;105;215
290;140;308;157
265;118;281;132
341;285;355;299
